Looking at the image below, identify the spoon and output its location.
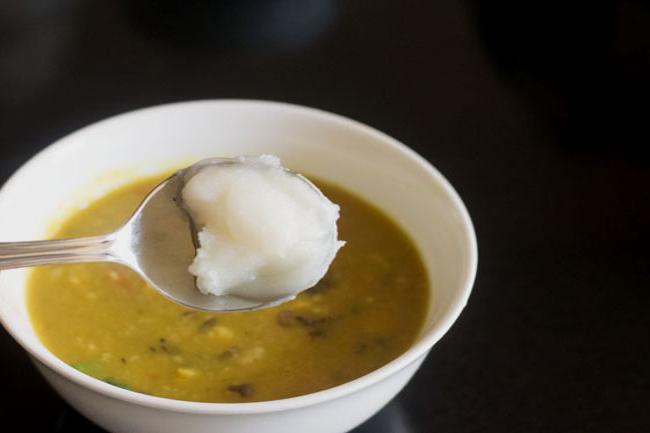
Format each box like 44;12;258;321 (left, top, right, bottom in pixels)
0;158;308;312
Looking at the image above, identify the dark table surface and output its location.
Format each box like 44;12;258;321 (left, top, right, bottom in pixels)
1;1;648;432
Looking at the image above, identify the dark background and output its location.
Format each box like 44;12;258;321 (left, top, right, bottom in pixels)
1;1;648;432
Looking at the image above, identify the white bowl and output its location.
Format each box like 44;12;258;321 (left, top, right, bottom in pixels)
0;100;477;433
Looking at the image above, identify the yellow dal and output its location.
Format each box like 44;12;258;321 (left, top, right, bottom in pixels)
28;177;429;402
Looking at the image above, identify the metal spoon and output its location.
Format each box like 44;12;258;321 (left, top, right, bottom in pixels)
0;158;311;312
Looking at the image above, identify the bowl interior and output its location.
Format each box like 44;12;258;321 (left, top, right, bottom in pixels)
0;100;476;403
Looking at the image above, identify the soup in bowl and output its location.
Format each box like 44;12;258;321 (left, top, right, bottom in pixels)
0;100;477;433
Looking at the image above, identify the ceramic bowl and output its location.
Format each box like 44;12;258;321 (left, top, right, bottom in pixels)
0;100;477;433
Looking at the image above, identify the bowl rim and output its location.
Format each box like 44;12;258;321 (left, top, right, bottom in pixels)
0;99;478;415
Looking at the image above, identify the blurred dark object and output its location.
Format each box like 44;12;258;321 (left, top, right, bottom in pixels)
125;0;338;56
470;0;650;157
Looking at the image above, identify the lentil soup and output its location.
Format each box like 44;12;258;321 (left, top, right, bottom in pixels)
27;176;429;402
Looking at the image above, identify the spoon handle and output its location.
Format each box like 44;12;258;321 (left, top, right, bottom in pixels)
0;235;116;270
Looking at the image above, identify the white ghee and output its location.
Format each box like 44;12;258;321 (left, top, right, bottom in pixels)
181;155;344;301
